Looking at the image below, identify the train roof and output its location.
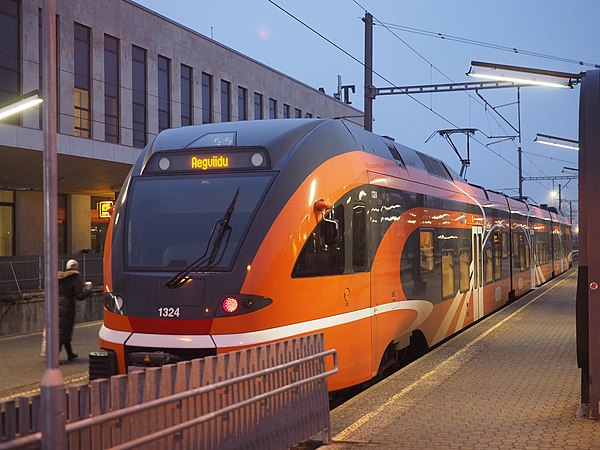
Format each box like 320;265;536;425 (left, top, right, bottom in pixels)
147;118;462;180
144;119;570;226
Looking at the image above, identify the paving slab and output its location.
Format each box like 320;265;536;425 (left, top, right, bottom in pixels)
327;269;600;449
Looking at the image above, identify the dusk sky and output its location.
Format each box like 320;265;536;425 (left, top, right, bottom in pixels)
135;0;599;218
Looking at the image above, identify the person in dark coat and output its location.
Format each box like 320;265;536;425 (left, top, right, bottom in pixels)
58;259;91;361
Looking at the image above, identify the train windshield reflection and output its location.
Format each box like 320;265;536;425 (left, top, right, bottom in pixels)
125;173;274;270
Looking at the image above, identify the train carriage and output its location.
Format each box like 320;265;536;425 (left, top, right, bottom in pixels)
94;118;572;391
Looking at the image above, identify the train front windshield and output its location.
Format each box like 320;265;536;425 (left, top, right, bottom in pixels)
125;173;274;270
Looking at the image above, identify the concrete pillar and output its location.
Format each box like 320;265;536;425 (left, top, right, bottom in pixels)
15;191;44;255
68;194;91;253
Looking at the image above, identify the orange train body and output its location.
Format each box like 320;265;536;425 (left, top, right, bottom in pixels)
96;119;572;391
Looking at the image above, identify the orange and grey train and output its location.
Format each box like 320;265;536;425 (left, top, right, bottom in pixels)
96;118;572;391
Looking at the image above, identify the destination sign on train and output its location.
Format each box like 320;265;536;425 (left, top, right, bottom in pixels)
144;148;269;173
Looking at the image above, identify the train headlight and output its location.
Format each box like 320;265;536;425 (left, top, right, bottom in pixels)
105;293;125;315
222;297;239;314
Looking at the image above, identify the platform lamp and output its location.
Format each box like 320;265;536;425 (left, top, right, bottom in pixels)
0;90;43;120
466;61;583;88
466;61;583;200
534;133;579;151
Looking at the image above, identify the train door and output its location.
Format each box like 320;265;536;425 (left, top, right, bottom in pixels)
472;226;484;320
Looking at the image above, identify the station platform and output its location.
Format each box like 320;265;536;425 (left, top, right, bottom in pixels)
326;269;600;449
0;321;101;401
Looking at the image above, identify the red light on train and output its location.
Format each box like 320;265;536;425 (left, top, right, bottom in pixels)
222;297;239;313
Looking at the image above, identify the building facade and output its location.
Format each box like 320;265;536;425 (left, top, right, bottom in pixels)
0;0;362;257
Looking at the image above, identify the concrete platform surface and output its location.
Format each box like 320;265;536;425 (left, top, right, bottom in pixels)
0;321;102;401
327;269;600;449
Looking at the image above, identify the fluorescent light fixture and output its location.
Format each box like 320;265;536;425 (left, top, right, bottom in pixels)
467;61;583;89
0;90;43;120
534;133;579;150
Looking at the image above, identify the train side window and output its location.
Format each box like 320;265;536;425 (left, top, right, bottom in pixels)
494;232;502;280
473;234;479;288
484;244;493;284
524;238;531;270
518;233;526;271
501;231;509;259
441;250;455;299
352;203;367;272
420;230;435;273
459;248;470;293
292;205;345;278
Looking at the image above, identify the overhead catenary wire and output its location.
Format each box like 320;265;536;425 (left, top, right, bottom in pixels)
269;0;558;195
375;22;600;70
348;0;558;193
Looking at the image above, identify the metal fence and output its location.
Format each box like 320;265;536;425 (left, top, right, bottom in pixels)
0;254;103;294
0;333;337;450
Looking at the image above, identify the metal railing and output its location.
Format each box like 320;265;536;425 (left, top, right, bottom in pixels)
0;254;103;294
0;333;337;449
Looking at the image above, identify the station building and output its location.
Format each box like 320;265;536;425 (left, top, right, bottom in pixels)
0;0;362;257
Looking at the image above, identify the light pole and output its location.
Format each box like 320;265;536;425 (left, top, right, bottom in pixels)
41;0;67;448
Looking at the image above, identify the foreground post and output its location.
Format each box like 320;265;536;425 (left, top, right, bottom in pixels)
41;0;67;447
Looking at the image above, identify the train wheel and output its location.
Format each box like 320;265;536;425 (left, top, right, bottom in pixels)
406;330;429;362
376;343;400;380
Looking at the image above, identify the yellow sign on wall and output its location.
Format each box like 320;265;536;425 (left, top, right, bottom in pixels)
98;201;114;219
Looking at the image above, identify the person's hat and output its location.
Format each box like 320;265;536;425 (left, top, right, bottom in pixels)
65;259;79;270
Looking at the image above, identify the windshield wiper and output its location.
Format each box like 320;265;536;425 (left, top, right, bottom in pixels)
165;188;240;288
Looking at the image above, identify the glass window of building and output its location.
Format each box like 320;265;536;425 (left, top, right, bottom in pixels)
268;98;277;119
74;23;91;138
294;108;302;118
157;56;171;132
180;64;192;126
283;103;290;119
254;93;263;119
237;86;247;121
0;0;20;125
220;80;231;122
158;55;171;132
91;197;111;253
104;34;119;143
132;45;147;148
0;190;15;256
202;72;212;124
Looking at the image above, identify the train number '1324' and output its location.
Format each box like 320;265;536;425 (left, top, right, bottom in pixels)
158;307;180;317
